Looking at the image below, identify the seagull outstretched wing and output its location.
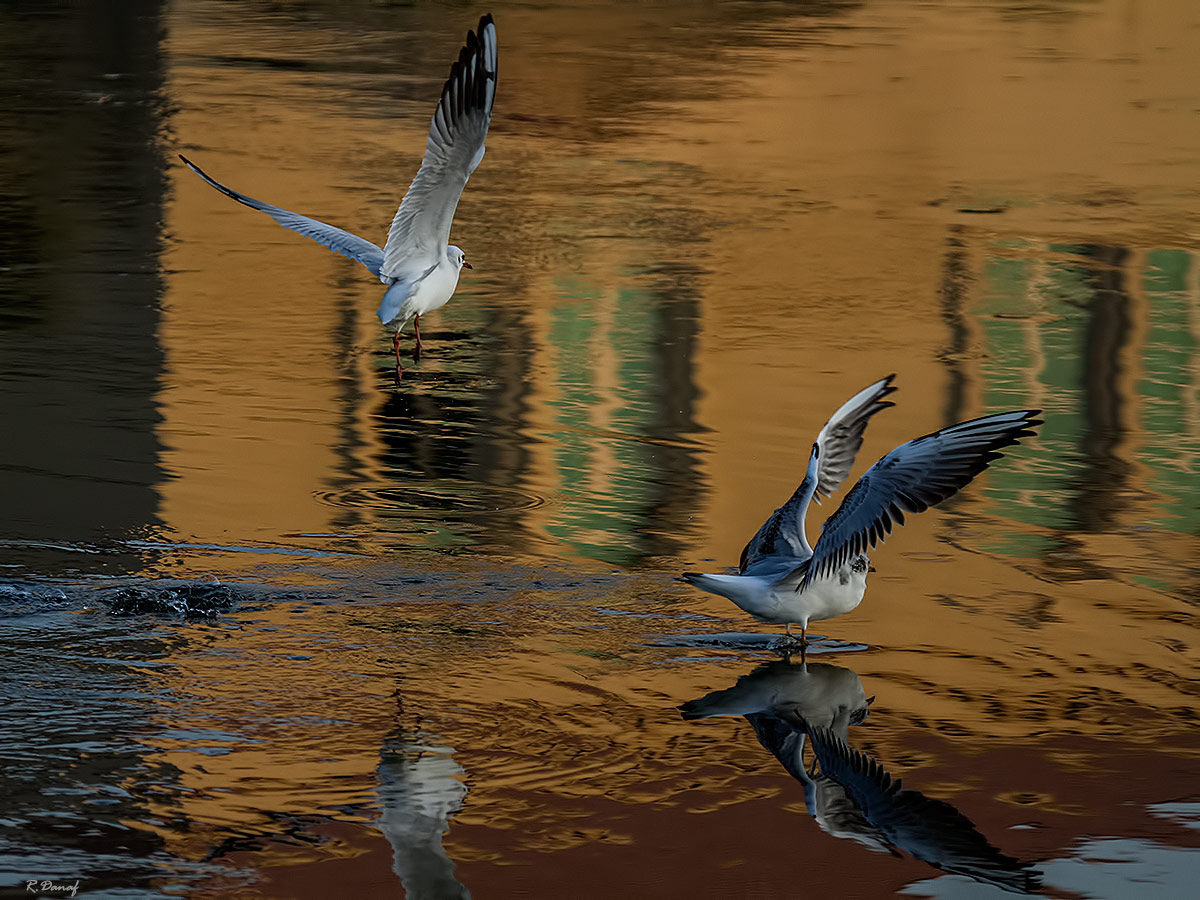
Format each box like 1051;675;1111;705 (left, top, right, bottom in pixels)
380;14;497;282
813;374;897;499
740;376;896;572
179;155;385;278
802;410;1041;589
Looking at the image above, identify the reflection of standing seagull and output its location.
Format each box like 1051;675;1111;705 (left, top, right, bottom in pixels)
683;376;1040;645
680;659;870;741
180;14;497;379
794;722;1041;893
680;659;1040;893
681;659;878;851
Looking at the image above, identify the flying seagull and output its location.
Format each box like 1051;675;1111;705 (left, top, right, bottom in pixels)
683;376;1040;645
179;14;498;378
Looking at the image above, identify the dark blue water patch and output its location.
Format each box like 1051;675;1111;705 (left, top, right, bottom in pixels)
0;837;251;899
99;579;328;620
0;578;322;621
0;608;254;897
0;583;70;616
645;631;871;657
103;581;248;619
123;539;364;559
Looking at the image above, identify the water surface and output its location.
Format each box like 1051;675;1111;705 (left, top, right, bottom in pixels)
1;0;1198;897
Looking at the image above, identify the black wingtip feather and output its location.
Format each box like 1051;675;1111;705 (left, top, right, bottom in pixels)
435;14;497;134
873;373;900;408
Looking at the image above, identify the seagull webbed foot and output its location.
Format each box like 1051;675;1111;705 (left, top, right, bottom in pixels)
772;632;808;660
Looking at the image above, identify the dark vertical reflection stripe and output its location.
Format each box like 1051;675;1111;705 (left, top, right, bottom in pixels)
0;0;200;892
637;263;706;562
937;225;971;426
326;271;372;538
0;0;168;574
1072;244;1132;533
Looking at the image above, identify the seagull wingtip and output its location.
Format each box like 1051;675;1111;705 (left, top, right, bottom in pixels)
1016;409;1044;430
875;373;899;399
475;13;496;41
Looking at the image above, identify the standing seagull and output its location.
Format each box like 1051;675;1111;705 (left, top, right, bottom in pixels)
683;376;1040;645
179;14;498;379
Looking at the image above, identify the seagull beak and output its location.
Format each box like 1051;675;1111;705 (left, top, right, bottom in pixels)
462;260;472;269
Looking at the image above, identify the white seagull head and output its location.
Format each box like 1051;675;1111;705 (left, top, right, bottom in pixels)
448;245;471;270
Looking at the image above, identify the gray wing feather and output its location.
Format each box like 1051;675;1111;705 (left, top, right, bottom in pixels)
380;15;497;280
744;713;810;783
803;410;1042;588
814;374;897;499
179;154;385;279
739;465;818;573
739;376;896;573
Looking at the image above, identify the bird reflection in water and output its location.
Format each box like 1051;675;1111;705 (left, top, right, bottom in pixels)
376;712;471;899
680;660;1041;894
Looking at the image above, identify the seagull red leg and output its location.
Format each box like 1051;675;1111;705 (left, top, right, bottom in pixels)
392;330;403;380
412;315;423;361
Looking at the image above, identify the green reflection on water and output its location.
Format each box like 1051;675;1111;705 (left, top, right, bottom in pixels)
544;280;662;565
975;243;1198;561
1140;249;1198;533
979;251;1093;541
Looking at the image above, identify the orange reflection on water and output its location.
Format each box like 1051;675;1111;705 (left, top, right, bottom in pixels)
141;0;1200;895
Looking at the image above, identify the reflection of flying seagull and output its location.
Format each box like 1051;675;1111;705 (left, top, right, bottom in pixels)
180;14;497;379
376;730;471;900
683;376;1041;645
